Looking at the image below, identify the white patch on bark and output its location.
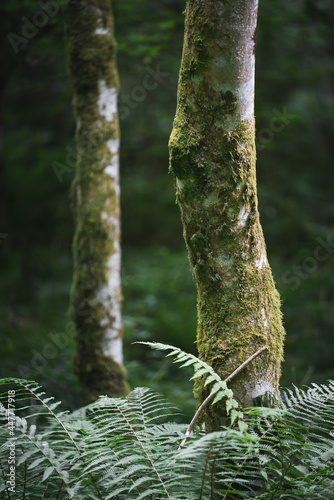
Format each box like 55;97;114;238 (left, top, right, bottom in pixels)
204;193;220;206
95;27;111;35
97;206;122;363
176;177;184;191
103;335;123;365
91;6;102;15
255;252;267;269
214;252;233;268
107;139;120;155
232;1;257;122
211;1;257;128
237;205;249;227
106;245;121;287
236;59;255;122
104;155;119;180
262;308;268;328
245;380;275;406
213;63;254;124
96;252;120;312
97;81;117;122
100;317;109;327
215;116;238;129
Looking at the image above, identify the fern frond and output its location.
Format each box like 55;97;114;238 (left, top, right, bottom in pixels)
77;388;183;499
1;369;334;499
0;378;104;499
137;341;225;386
137;342;242;425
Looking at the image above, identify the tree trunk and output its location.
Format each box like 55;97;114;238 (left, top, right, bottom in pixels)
64;0;129;405
169;0;284;429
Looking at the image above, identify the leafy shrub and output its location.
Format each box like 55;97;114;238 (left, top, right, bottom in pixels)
0;344;333;499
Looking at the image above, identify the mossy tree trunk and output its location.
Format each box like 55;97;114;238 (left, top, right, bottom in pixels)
64;0;129;405
169;0;284;429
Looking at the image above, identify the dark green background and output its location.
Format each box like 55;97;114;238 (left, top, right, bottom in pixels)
1;0;333;417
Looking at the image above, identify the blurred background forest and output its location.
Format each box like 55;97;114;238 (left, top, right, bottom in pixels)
1;0;334;418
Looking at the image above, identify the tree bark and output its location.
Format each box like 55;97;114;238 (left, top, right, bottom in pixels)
169;0;284;429
64;0;129;404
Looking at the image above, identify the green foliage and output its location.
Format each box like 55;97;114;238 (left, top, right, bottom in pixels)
137;341;245;429
1;347;334;499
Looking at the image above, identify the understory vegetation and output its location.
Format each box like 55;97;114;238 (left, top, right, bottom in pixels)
1;344;334;499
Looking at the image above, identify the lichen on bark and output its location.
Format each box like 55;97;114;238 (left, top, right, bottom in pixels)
64;0;129;404
169;0;284;430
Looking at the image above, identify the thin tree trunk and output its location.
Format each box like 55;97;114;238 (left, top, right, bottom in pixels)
169;0;284;430
64;0;129;404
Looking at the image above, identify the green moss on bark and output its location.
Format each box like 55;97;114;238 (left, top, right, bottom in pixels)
77;354;128;404
64;0;129;405
169;0;284;430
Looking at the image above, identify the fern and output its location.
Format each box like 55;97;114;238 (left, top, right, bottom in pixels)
136;341;247;433
237;381;334;499
0;379;103;499
0;349;334;499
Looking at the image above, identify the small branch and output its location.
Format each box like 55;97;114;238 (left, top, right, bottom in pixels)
178;346;268;451
223;345;268;384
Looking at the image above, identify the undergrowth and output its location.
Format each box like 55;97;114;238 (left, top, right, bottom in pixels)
0;343;333;499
